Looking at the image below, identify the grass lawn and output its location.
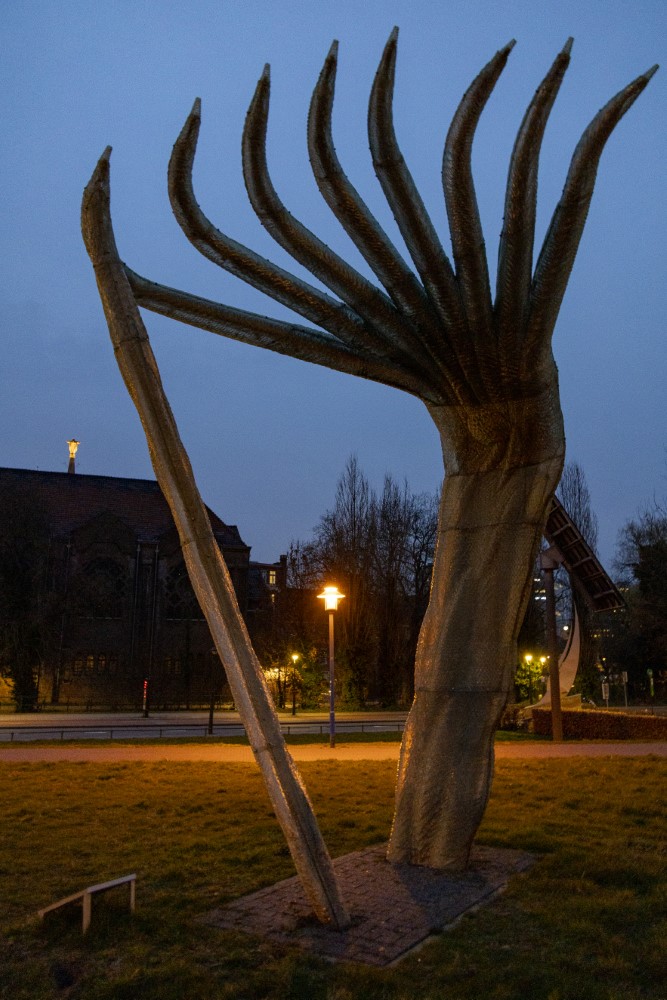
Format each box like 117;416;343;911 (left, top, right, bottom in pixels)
0;754;665;1000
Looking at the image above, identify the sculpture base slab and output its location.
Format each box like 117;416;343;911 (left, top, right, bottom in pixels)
205;843;535;967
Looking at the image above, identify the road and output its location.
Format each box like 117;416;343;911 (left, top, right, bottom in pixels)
0;710;407;743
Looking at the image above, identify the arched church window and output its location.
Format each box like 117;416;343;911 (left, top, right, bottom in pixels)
164;562;203;620
81;558;127;618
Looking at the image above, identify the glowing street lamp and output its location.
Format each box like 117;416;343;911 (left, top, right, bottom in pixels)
290;653;299;717
318;585;344;748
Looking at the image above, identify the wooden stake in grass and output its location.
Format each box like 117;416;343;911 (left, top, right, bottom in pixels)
81;150;350;931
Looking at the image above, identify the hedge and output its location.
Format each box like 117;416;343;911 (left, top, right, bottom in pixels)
531;707;667;740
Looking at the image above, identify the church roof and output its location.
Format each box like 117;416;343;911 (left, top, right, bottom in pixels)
0;467;248;550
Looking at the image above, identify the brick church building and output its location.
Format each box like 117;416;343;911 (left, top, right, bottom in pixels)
0;461;280;710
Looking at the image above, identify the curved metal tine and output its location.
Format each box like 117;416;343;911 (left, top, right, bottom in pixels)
369;29;462;331
243;65;425;369
527;64;658;363
496;39;573;381
308;41;438;356
168;99;374;349
126;267;439;401
82;150;350;931
443;41;515;398
369;27;478;406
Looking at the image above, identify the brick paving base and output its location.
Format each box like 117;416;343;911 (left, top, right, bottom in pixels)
205;844;535;967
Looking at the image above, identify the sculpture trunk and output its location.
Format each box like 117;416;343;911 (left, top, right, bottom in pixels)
388;398;564;867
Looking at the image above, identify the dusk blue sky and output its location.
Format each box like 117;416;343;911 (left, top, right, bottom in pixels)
2;1;665;568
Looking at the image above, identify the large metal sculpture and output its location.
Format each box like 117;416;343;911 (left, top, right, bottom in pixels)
82;30;655;914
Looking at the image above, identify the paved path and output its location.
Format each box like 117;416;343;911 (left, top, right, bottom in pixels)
0;740;665;764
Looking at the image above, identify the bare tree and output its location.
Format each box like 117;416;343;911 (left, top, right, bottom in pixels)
371;475;416;704
313;456;377;703
613;501;667;690
306;462;437;705
558;462;599;554
402;490;439;704
83;30;656;874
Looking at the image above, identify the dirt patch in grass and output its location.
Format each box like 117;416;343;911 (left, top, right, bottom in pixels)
0;757;665;999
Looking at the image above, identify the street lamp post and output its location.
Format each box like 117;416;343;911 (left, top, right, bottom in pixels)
208;647;218;735
317;586;344;748
539;656;548;699
290;653;299;716
524;653;534;703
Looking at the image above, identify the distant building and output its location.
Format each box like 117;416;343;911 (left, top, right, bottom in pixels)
246;555;288;657
0;466;252;709
247;556;287;613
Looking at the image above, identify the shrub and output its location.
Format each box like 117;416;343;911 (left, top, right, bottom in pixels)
531;707;667;739
498;702;528;731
